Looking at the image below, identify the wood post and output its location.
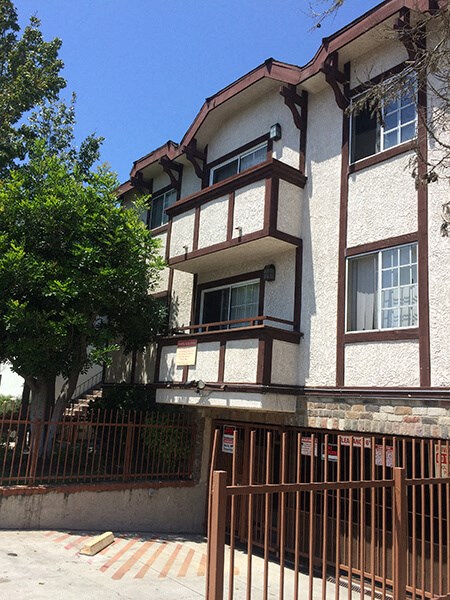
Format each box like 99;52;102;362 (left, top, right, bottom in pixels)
393;467;407;600
207;470;227;600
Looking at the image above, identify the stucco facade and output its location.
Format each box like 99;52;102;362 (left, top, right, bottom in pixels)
112;0;450;456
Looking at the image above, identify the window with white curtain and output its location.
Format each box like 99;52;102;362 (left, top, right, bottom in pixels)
346;243;418;332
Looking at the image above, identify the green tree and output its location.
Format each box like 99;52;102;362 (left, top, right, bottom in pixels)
0;101;166;450
0;0;65;174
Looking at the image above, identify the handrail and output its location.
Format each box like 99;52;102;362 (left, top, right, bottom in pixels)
71;370;103;402
171;315;294;335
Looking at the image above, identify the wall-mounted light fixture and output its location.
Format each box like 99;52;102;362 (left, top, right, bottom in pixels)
235;226;242;238
263;264;276;282
269;123;282;141
190;379;206;394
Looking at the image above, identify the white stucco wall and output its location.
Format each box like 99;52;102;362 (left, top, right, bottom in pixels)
232;181;265;238
180;162;201;199
153;231;169;293
187;341;220;382
344;341;420;387
271;341;300;386
350;39;408;89
198;195;228;249
428;178;450;387
299;86;342;386
264;250;295;323
156;388;297;412
160;347;183;383
347;152;417;247
277;180;302;238
170;209;195;257
170;269;193;328
206;88;300;169
223;339;258;383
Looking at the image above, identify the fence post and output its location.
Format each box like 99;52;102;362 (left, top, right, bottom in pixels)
207;470;228;600
123;422;134;481
393;467;407;600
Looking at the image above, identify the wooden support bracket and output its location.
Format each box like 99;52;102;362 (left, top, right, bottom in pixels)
321;52;349;111
280;85;307;131
159;156;183;190
130;172;152;193
183;139;206;181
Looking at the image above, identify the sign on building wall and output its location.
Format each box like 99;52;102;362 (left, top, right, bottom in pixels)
435;446;449;477
222;426;236;454
301;437;318;457
175;339;197;366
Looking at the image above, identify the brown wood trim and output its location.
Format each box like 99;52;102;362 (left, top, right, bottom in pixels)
193;207;200;251
218;340;226;382
154;342;163;386
344;328;419;343
182;365;189;384
206;133;270;171
294;243;303;332
417;72;431;387
150;224;169;236
165;218;173;263
158;325;302;346
190;273;198;326
227;192;235;241
152;291;170;301
335;63;351;387
256;336;273;385
345;232;419;257
167;158;306;217
269;177;279;231
153;183;174;198
302;386;450;400
169;228;301;268
348;140;416;174
299;90;308;173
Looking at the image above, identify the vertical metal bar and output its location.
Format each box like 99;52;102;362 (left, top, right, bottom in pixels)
263;431;272;600
335;436;341;600
206;427;220;600
393;468;407;600
411;439;417;600
347;436;354;600
294;432;301;600
309;432;316;600
370;436;376;599
429;439;435;599
207;470;228;600
246;430;255;600
447;440;450;597
16;405;30;484
359;441;365;599
322;433;329;600
438;439;443;597
420;439;426;599
228;429;238;600
279;431;287;600
382;437;387;599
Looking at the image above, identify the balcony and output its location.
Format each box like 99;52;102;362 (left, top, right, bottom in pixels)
155;315;302;413
165;158;306;273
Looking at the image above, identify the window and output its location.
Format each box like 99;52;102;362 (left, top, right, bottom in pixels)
149;189;177;229
350;79;416;163
200;280;260;329
210;143;267;185
347;243;418;332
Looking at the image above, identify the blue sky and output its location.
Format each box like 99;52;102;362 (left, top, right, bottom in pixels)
15;0;380;183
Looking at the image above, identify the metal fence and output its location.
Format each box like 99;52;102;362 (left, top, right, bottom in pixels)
207;427;450;600
0;406;196;486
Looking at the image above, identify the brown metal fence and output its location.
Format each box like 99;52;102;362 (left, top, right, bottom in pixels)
0;406;196;486
207;427;450;600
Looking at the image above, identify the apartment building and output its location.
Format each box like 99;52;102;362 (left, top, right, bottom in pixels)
111;0;449;575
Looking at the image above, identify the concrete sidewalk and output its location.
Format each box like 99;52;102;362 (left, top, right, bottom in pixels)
0;529;357;599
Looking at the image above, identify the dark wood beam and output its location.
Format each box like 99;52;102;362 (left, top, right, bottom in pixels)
130;172;153;193
280;84;306;131
321;52;349;111
394;8;416;61
159;156;183;190
182;139;206;181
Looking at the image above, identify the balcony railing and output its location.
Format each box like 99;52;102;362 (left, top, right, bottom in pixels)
165;158;306;272
156;315;302;393
170;315;296;335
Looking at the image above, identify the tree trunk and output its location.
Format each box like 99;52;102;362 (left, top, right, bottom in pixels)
29;376;55;460
44;372;80;459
